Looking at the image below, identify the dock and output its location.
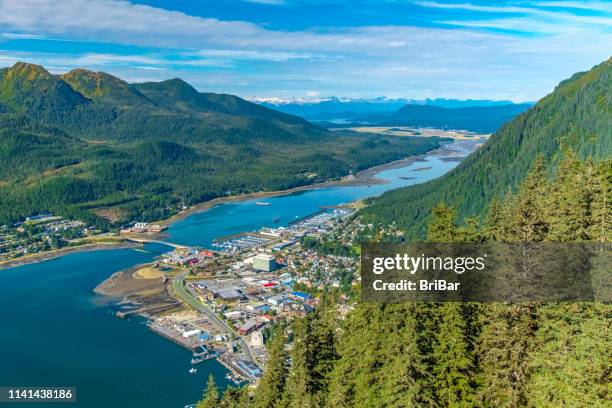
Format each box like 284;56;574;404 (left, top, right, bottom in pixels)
148;321;201;351
287;209;327;226
115;302;181;319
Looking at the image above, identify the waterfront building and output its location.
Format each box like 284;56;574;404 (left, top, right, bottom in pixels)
235;359;262;378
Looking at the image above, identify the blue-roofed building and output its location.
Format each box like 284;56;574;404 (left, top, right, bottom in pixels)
255;304;271;313
291;291;312;301
235;359;262;378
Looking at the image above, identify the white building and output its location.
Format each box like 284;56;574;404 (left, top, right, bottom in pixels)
250;331;264;347
253;253;277;272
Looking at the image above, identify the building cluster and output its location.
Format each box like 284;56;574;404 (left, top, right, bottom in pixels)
120;222;167;234
161;247;216;268
138;207;364;383
0;214;93;261
192;274;315;334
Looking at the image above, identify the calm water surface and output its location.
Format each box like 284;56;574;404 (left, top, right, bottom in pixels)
0;140;478;408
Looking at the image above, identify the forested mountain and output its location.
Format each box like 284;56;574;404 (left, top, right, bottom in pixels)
361;57;612;239
200;153;611;407
0;62;443;227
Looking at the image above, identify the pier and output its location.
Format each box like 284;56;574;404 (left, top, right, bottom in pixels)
287;209;327;226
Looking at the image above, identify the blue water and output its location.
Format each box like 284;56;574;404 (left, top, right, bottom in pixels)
0;244;231;408
0;140;477;408
168;140;476;248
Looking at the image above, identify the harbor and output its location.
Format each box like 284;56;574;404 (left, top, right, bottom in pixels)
0;139;480;408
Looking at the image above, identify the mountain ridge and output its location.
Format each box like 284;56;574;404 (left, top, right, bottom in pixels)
361;57;612;238
0;62;444;226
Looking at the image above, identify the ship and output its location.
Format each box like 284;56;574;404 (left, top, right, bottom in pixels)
255;202;271;206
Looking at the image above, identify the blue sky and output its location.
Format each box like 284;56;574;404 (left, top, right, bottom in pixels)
0;0;610;101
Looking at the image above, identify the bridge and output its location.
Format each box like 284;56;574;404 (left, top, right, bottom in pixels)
123;236;189;249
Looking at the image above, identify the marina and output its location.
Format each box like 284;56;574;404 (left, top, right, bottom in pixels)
0;140;479;408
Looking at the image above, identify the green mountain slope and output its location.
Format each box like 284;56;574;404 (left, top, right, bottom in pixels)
0;62;443;226
362;57;612;238
0;63;88;123
60;69;152;106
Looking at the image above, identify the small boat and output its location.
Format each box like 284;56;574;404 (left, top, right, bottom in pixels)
255;202;271;206
189;368;197;374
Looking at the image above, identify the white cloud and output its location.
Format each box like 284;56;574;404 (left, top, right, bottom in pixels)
242;0;285;4
535;1;612;12
0;0;609;100
418;1;612;34
414;1;530;13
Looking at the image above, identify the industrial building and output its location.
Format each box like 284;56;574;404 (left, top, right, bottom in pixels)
252;253;277;272
235;359;262;378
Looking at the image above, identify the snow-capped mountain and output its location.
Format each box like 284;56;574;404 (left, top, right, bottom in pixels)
249;96;522;120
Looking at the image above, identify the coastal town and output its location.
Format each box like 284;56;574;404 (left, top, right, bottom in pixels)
0;214;100;262
126;206;365;385
0;134;473;393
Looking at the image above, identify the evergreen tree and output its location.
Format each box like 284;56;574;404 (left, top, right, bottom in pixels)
510;156;549;242
587;160;612;242
484;196;504;241
219;386;247;408
328;303;434;407
546;152;590;242
526;303;610;407
282;318;315;408
198;375;220;408
457;216;482;242
251;329;288;408
430;302;477;406
427;202;457;242
476;303;538;407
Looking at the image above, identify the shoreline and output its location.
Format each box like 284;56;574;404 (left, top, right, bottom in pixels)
156;141;462;228
1;139;467;272
0;241;141;270
156;174;388;228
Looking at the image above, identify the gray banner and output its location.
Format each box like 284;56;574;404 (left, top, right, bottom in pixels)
361;243;611;302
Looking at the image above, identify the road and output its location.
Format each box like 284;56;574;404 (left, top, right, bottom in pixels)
172;271;257;365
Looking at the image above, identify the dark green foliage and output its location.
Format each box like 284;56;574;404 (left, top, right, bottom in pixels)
282;294;338;408
362;57;611;240
197;375;220;408
0;62;442;227
250;329;288;408
427;202;457;242
217;154;610;408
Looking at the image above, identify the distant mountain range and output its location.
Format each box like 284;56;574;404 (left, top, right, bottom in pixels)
252;96;534;133
253;96;529;116
362;57;612;238
0;62;442;226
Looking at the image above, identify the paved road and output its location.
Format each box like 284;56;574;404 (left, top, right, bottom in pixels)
172;272;257;365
